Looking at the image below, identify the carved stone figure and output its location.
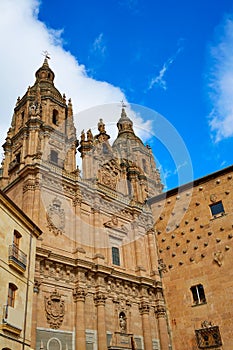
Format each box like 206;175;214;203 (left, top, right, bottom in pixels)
119;313;127;333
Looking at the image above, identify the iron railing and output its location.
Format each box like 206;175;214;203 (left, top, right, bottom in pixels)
8;243;27;271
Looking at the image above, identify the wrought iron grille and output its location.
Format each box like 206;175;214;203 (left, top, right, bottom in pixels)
195;326;222;348
8;243;27;270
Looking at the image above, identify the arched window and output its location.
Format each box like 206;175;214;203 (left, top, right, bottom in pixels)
8;283;18;307
52;109;59;125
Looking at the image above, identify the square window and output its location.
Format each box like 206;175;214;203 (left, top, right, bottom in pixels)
209;201;224;216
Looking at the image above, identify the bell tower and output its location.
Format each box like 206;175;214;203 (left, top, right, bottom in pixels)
0;58;78;213
112;107;163;198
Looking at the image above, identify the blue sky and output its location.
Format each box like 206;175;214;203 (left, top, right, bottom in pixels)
1;0;233;190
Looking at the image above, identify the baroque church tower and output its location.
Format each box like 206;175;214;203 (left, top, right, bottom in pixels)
0;60;171;350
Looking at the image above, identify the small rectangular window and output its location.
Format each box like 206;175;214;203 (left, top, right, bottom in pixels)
210;201;224;216
16;153;21;164
50;150;58;164
8;283;17;307
13;230;21;248
112;247;120;266
191;284;206;305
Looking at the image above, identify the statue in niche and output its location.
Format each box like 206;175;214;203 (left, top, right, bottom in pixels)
119;312;127;333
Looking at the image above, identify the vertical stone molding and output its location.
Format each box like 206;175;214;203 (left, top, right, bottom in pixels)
155;305;170;350
139;302;152;350
73;288;86;350
94;292;107;350
147;228;159;275
31;279;41;349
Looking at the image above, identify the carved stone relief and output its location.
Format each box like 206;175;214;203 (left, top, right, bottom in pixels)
46;197;65;235
44;289;65;329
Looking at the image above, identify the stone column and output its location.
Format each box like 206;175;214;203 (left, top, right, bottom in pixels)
31;279;41;349
94;292;107;350
155;305;171;350
73;288;86;350
147;228;158;275
139;301;152;350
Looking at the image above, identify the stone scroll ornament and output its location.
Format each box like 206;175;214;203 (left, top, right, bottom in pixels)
45;289;65;329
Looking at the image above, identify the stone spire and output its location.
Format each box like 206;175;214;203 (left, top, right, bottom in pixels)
113;107;143;153
35;57;55;84
117;107;134;135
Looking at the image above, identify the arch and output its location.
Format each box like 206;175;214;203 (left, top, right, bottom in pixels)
52;109;59;125
47;337;62;350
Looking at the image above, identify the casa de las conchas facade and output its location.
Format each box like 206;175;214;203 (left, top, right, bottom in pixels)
0;59;232;350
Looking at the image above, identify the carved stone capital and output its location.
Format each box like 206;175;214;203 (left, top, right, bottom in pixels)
72;196;82;207
155;305;166;318
139;302;150;315
94;292;106;306
73;287;86;302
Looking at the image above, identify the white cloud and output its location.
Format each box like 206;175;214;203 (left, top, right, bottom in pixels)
0;0;127;158
208;16;233;141
148;46;182;91
91;33;106;57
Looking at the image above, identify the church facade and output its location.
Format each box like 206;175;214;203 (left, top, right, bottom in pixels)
0;59;170;350
0;59;232;350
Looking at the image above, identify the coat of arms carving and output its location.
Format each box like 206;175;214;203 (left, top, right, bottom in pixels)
45;289;65;329
47;197;65;235
98;159;121;190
